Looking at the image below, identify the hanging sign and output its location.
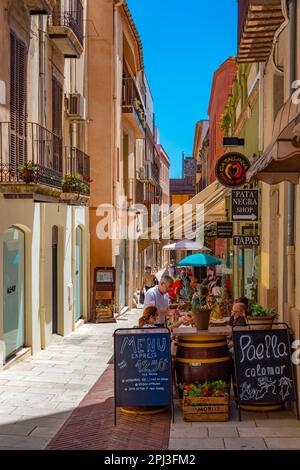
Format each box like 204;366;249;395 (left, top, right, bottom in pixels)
233;235;260;247
205;223;217;239
215;152;250;188
233;327;296;405
217;222;233;239
232;189;259;222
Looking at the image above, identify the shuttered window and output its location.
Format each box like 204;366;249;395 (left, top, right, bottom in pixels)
10;32;27;174
52;76;63;172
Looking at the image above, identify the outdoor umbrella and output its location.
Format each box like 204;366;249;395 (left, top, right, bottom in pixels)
178;253;222;267
162;240;211;252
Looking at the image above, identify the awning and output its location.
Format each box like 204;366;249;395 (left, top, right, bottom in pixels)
138;181;229;250
247;96;300;184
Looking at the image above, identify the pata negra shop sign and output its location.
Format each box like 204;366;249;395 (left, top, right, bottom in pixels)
232;189;259;222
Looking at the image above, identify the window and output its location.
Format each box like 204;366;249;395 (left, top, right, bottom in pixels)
10;32;27;173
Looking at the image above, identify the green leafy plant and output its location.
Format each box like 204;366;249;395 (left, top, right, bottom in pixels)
250;304;279;319
61;173;89;193
220;112;231;134
181;381;228;400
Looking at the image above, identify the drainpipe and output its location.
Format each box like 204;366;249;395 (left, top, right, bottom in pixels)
39;16;46;128
287;0;296;307
38;16;46;349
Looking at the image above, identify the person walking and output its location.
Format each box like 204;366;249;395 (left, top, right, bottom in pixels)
142;265;157;292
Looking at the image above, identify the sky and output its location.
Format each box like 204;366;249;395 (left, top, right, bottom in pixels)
126;0;238;178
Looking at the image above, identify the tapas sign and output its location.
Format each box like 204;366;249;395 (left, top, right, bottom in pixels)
215;152;250;188
233;235;260;247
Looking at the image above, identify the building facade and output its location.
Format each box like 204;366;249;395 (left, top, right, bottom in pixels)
237;0;300;405
0;0;90;368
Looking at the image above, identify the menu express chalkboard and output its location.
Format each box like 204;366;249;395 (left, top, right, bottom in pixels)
233;328;296;404
114;328;172;408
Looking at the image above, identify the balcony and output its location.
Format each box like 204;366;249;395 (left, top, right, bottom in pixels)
26;0;56;14
62;146;90;201
151;162;160;185
122;77;146;138
48;0;84;58
135;180;144;205
0;122;63;198
237;0;285;63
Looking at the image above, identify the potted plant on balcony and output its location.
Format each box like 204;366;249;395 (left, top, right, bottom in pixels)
247;303;279;330
61;173;82;193
19;162;38;183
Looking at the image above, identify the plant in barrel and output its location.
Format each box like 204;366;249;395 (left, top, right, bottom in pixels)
191;291;211;330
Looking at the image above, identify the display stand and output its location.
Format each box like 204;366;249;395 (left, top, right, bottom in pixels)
93;267;116;323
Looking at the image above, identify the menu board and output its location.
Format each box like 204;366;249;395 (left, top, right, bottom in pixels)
114;328;172;408
233;328;296;404
96;269;114;283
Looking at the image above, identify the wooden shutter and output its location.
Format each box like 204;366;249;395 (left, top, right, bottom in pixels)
52;76;63;172
10;32;27;174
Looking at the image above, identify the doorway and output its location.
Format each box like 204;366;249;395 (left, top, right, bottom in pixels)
3;227;25;362
75;226;83;322
52;226;58;334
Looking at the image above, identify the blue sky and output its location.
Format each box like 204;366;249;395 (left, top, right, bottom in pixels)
126;0;238;178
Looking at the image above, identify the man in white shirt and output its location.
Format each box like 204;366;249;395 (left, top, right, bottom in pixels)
144;275;174;325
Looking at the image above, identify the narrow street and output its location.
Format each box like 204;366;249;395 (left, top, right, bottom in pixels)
1;0;300;458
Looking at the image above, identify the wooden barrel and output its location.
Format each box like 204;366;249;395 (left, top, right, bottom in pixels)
176;334;232;395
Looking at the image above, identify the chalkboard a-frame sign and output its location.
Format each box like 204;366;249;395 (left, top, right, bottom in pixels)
114;328;173;425
233;325;299;421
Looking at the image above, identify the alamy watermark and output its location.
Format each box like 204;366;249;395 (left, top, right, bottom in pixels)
95;197;205;243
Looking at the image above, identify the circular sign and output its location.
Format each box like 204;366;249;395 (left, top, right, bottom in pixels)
215;152;250;188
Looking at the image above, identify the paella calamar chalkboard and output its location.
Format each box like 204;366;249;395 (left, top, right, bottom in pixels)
113;328;172;424
232;326;297;418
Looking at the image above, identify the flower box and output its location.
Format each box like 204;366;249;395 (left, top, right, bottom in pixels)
182;395;229;422
95;305;113;322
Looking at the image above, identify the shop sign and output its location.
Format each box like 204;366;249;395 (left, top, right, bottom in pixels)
215;152;250;188
217;222;233;239
233;328;296;406
205;223;217;239
232;189;259;222
114;328;172;410
233;235;260;247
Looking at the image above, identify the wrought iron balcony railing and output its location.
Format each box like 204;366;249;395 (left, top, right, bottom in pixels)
122;77;146;130
64;146;91;195
0;122;62;188
48;0;84;47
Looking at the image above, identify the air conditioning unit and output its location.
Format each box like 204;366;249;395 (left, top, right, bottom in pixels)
67;93;86;120
138;166;146;181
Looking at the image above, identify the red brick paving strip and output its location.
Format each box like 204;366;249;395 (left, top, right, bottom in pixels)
47;365;171;450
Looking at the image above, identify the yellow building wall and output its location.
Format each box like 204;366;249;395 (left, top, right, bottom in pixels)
171;194;191;206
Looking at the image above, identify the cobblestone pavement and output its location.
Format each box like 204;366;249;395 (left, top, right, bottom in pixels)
0;308;299;450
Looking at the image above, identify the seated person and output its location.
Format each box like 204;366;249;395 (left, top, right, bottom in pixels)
237;296;251;316
228;302;247;327
227;302;247;351
139;306;160;328
139;306;192;331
